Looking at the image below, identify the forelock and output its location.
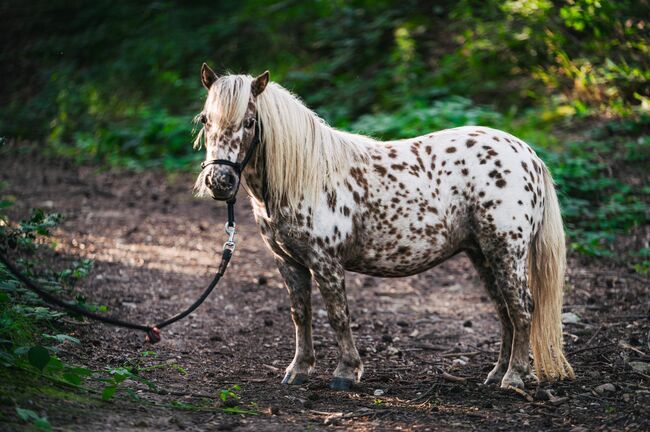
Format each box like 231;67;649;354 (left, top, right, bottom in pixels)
204;75;253;128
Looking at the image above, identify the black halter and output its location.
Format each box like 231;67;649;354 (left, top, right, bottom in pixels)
200;120;271;216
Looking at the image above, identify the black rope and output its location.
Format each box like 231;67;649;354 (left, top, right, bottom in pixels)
0;119;266;344
0;200;237;344
227;199;235;227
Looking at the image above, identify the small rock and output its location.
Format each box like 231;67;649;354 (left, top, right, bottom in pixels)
453;358;467;366
381;334;393;343
630;361;650;374
562;312;581;324
594;383;616;394
373;389;385;396
386;345;401;356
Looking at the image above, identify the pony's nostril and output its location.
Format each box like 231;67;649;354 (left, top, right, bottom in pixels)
216;173;236;189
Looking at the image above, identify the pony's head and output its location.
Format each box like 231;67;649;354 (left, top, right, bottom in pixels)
193;63;269;201
193;64;370;214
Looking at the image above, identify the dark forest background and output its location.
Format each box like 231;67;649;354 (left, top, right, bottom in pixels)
2;0;648;257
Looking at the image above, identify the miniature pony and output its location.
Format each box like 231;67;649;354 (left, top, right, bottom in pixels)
194;64;574;390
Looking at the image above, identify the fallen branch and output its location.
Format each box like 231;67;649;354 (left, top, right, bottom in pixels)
441;351;480;358
441;371;466;383
569;342;617;356
507;386;533;402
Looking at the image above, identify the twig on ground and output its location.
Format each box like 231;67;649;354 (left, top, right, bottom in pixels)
441;371;466;383
585;324;604;346
569;342;617;356
441;351;481;358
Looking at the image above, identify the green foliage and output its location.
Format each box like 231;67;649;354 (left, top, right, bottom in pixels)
0;191;97;425
219;384;241;403
537;116;649;257
350;96;505;140
0;1;647;260
99;366;157;401
15;407;52;431
2;1;648;165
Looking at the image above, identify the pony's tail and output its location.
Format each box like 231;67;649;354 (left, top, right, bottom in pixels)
528;163;575;381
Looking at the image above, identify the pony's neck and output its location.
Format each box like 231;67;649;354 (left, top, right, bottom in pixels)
241;155;269;211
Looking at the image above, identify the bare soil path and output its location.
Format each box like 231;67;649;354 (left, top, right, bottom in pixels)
1;151;649;431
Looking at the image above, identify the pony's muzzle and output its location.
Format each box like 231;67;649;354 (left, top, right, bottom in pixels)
205;166;239;200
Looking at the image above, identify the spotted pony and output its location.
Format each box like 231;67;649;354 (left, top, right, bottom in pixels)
194;64;575;391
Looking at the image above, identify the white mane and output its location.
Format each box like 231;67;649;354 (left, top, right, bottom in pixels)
198;74;373;214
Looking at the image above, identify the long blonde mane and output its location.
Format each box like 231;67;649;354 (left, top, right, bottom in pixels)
198;74;373;214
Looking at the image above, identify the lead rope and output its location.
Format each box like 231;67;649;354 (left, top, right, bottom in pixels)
0;200;238;344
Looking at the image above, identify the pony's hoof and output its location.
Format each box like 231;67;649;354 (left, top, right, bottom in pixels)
483;375;502;386
329;377;354;391
282;372;309;385
484;364;507;386
500;373;525;390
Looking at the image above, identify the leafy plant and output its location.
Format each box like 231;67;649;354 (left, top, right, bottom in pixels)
219;384;241;404
15;407;52;431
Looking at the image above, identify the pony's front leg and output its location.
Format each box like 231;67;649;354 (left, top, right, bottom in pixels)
276;257;315;385
313;261;363;390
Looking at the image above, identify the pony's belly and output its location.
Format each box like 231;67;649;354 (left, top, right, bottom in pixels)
344;237;456;277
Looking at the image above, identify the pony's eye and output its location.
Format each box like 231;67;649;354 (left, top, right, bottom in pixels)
244;118;255;129
200;114;207;124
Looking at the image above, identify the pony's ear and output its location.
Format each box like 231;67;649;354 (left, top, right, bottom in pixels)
252;70;270;97
201;63;218;89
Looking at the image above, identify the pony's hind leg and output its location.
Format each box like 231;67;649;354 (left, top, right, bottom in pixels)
312;260;363;390
482;243;537;389
466;247;513;385
276;257;315;385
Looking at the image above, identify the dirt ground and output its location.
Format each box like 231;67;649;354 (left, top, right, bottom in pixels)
1;150;649;431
